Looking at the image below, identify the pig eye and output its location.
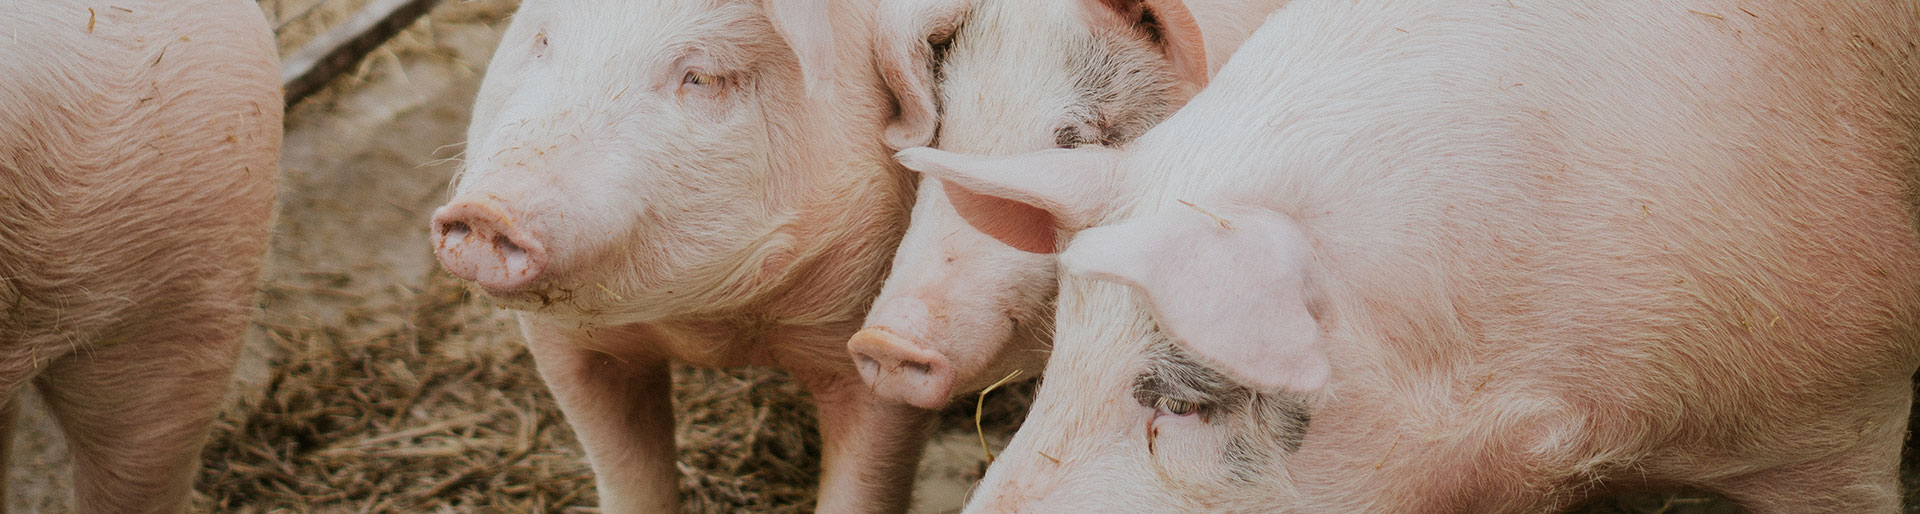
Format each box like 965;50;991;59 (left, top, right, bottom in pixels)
1154;397;1205;420
683;71;719;86
1054;123;1098;149
532;32;549;55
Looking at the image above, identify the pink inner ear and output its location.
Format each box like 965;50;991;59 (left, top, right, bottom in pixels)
894;146;1125;245
766;0;836;96
943;180;1059;254
877;0;973;149
1144;0;1209;90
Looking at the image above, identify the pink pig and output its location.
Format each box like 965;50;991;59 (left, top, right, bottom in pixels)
428;0;930;512
0;0;281;512
853;0;1290;409
901;0;1920;511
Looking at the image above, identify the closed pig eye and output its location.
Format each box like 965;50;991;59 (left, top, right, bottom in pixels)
674;61;735;105
1053;121;1101;148
672;50;734;101
682;70;723;87
1154;397;1207;421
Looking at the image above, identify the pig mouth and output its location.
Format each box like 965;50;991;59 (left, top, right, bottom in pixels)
468;280;608;317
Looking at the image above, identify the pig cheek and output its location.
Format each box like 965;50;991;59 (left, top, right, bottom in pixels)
674;81;739;121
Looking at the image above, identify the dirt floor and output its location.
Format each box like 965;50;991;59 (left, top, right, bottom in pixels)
1;1;1910;512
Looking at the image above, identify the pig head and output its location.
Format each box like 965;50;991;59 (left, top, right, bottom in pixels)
850;0;1219;408
434;0;886;326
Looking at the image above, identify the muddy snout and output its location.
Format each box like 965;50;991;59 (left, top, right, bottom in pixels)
431;198;548;292
849;326;957;409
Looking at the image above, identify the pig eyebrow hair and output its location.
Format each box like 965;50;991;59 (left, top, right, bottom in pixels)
1066;28;1179;147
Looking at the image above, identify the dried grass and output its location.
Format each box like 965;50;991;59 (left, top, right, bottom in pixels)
197;269;599;512
192;268;873;512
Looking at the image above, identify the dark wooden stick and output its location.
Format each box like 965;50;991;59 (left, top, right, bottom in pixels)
279;0;443;107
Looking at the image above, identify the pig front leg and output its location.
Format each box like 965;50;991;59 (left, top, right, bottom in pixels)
803;373;935;514
33;327;242;514
521;319;679;513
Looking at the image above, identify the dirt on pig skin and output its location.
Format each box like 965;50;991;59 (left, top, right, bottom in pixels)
4;1;1913;512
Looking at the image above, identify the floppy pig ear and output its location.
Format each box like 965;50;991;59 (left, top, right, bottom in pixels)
894;146;1124;254
766;0;836;97
1059;204;1328;392
1086;0;1210;93
876;0;973;149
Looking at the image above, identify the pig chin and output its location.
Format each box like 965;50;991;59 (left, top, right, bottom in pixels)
469;279;605;317
434;222;650;322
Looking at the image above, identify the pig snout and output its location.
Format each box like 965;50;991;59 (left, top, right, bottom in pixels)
431;198;548;291
849;321;956;409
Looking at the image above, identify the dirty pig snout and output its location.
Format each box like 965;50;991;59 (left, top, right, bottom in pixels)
849;324;958;409
431;198;549;292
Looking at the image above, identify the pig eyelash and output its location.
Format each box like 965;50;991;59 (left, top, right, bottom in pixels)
1054;124;1097;149
682;70;724;88
1153;396;1210;422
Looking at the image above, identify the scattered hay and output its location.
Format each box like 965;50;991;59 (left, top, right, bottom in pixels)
197;269;598;512
193;265;1035;512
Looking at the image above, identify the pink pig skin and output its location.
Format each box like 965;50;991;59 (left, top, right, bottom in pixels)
855;0;1291;409
428;0;930;512
901;0;1920;512
0;1;282;512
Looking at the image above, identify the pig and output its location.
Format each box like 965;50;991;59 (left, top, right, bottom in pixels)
895;0;1920;511
853;0;1290;409
427;0;928;512
0;0;282;512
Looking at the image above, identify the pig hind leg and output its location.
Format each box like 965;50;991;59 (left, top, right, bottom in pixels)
32;324;241;514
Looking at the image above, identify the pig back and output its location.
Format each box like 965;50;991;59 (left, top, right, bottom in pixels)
1494;0;1920;374
1362;0;1920;460
0;0;282;346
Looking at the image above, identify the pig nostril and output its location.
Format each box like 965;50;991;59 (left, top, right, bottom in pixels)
442;221;472;240
855;354;880;376
900;360;933;376
494;235;525;256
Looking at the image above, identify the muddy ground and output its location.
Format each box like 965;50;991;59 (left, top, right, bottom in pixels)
3;1;1909;512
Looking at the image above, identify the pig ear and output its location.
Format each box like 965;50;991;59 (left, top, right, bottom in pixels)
895;146;1125;253
766;0;837;97
1085;0;1210;93
876;0;973;149
1060;204;1328;392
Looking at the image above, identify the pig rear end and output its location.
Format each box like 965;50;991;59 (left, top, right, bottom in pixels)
0;1;281;512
